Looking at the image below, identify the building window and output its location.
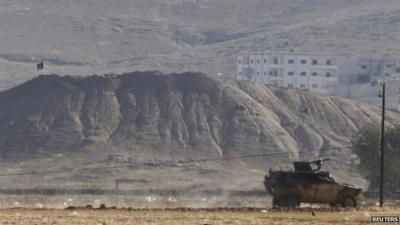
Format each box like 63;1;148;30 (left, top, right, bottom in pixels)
312;84;318;88
326;72;332;77
251;59;254;64
385;73;390;76
312;59;318;65
257;60;260;64
301;59;307;64
239;72;242;76
238;60;242;64
257;72;260;76
273;58;279;64
312;72;318;76
269;71;278;76
360;65;367;70
288;84;294;88
396;68;400;73
288;72;294;76
288;59;295;64
300;72;307;76
264;59;267;64
326;60;332;65
300;84;306;88
264;72;267;76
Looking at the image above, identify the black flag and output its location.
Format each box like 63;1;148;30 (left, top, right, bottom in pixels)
37;62;44;70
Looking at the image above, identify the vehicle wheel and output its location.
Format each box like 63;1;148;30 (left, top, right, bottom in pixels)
272;196;278;207
285;196;300;208
274;196;287;208
339;196;357;208
329;202;338;207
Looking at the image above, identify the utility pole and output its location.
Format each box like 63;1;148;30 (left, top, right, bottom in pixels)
116;179;119;208
379;82;385;207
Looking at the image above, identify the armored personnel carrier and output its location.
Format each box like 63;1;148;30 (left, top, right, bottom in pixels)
264;159;362;208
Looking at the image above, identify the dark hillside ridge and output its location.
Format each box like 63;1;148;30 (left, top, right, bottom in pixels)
0;71;396;163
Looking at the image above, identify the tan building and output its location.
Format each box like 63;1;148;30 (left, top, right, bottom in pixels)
334;55;400;110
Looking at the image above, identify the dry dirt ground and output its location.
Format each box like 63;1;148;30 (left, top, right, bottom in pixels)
0;208;398;225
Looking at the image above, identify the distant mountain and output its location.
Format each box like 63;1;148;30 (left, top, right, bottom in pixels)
1;0;400;89
0;72;397;190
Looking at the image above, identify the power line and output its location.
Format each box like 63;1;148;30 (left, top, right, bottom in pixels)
0;146;353;177
0;151;290;177
144;150;292;166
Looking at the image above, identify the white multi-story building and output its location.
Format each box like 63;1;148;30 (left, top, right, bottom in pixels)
237;53;400;110
237;53;338;94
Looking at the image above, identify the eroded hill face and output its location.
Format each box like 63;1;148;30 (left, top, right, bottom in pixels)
0;72;380;157
0;72;396;190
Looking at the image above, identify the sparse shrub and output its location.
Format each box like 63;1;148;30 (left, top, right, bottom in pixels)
352;124;400;195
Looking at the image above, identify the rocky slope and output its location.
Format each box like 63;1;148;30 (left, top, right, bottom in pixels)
0;72;398;190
